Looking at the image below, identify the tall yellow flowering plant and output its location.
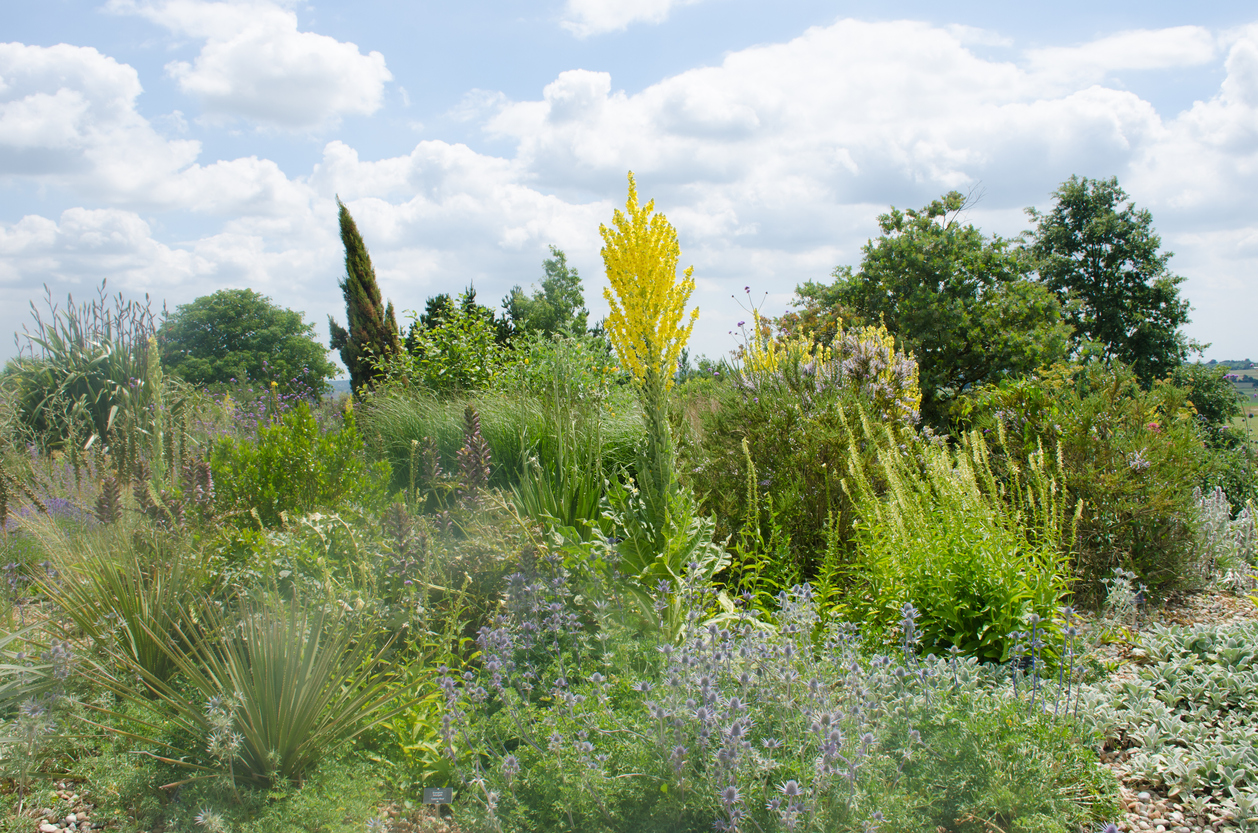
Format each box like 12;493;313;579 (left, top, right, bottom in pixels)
601;172;699;393
600;173;726;635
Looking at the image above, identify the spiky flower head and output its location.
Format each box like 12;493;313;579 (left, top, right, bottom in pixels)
601;172;698;392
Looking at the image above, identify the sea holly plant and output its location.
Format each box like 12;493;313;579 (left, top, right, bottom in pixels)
437;553;1117;833
600;172;726;623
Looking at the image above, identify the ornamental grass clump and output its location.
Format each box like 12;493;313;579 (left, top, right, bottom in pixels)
83;590;416;788
437;540;1116;832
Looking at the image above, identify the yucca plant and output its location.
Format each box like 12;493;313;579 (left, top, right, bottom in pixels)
92;591;417;787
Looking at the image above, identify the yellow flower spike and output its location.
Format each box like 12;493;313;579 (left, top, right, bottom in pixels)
601;172;699;392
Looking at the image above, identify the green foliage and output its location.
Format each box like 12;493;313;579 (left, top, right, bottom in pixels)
1172;363;1256;513
955;362;1209;605
842;421;1072;663
143;756;384;833
385;289;505;395
1029;175;1194;384
787;191;1069;426
443;576;1115;833
24;516;211;689
89;590;415;788
210;401;388;527
359;386;642;498
160;289;337;395
503;245;591;336
328;199;400;395
686;353;915;583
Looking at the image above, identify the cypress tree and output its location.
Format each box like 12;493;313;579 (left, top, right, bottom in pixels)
329;198;400;394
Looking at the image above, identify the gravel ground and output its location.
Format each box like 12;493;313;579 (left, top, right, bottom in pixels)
1092;589;1258;833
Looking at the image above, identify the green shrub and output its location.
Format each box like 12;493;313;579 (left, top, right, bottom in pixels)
685;356;916;583
955;362;1209;605
441;568;1115;833
381;291;505;396
211;401;388;527
842;422;1072;663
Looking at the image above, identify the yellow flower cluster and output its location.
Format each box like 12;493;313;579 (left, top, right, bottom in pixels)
601;172;698;391
742;309;832;376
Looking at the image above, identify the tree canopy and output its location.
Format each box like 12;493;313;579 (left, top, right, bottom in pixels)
503;246;590;337
1028;175;1194;384
160;289;336;394
784;191;1069;426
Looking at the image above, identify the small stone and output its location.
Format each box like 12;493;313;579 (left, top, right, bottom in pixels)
1140;791;1153;801
40;824;59;833
65;814;77;824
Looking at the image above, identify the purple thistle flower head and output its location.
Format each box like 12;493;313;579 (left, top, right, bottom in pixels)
778;780;802;798
719;785;742;808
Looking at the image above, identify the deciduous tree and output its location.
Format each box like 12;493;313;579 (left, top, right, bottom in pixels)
1028;175;1194;384
786;191;1068;426
503;246;590;337
160;289;336;394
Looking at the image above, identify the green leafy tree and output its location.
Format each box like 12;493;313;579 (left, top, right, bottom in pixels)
329;199;400;394
1028;175;1195;384
786;191;1068;426
160;289;336;394
386;288;505;395
404;286;509;353
503;246;590;337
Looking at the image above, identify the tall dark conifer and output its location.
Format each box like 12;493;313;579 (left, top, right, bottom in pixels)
329;198;400;394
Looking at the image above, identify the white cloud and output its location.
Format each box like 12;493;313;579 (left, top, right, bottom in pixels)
1126;26;1258;219
1026;26;1217;88
0;208;210;288
6;18;1258;361
560;0;707;38
0;42;201;198
109;0;392;129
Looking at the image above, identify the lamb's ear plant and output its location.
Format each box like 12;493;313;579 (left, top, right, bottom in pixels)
83;590;420;788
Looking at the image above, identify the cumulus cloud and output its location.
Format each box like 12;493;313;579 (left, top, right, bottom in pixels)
489;20;1164;210
5;17;1258;360
560;0;707;38
1026;26;1217;87
108;0;392;128
0;42;201;198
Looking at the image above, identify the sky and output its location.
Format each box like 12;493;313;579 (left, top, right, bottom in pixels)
3;0;1258;372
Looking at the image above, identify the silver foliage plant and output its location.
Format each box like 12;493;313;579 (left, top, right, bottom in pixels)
1191;486;1257;593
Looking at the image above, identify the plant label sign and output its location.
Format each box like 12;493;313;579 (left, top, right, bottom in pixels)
423;787;453;805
